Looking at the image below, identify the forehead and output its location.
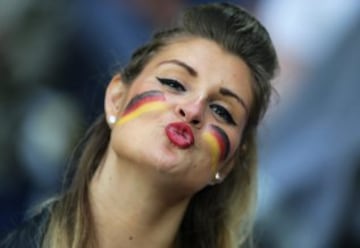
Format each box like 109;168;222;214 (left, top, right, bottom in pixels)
144;37;253;105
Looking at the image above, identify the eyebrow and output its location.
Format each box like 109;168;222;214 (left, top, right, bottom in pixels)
219;87;249;115
157;59;198;77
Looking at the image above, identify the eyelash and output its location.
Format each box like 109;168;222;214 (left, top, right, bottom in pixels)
157;77;186;92
156;77;236;125
210;104;236;125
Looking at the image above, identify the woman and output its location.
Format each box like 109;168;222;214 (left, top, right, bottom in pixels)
2;2;278;248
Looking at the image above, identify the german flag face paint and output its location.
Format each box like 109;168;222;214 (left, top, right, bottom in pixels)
116;90;168;126
202;125;231;174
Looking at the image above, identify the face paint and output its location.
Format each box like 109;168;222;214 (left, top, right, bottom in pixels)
202;125;231;174
116;90;168;126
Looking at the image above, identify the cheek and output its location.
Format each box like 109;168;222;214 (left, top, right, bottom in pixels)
202;125;233;172
116;90;168;126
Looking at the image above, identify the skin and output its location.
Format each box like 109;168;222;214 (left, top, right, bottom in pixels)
90;37;253;248
202;124;231;176
116;90;169;126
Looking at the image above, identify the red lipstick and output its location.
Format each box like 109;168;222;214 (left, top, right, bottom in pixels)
165;122;194;149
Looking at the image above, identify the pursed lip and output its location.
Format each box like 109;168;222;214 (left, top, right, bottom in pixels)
165;122;194;149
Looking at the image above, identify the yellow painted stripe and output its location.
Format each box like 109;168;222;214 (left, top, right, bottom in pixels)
116;102;168;126
202;131;221;175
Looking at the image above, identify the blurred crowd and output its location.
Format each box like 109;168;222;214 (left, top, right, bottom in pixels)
0;0;359;247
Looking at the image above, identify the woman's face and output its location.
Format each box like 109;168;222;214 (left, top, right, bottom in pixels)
107;37;253;194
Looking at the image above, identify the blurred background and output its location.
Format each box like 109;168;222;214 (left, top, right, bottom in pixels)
0;0;359;247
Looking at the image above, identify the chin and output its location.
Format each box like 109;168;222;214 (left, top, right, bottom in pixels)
151;148;185;173
154;155;212;190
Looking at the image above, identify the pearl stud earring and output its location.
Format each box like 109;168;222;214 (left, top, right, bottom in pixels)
108;115;117;124
215;172;221;181
209;172;223;185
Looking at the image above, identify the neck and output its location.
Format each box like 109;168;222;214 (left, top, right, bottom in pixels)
89;148;190;248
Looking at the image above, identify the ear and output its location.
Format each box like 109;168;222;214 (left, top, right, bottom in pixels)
104;73;128;126
217;143;245;182
218;157;236;181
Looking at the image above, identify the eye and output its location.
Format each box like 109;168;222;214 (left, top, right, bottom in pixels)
210;104;236;125
156;77;186;92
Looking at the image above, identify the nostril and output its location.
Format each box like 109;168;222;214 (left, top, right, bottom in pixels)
191;119;200;125
179;109;186;117
177;107;202;126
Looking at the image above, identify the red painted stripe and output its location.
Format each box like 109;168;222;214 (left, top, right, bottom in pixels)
122;91;165;116
210;126;230;161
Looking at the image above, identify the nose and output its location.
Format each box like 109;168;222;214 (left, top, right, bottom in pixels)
175;97;206;127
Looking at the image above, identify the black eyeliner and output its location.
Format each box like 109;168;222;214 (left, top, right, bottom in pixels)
156;77;186;92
